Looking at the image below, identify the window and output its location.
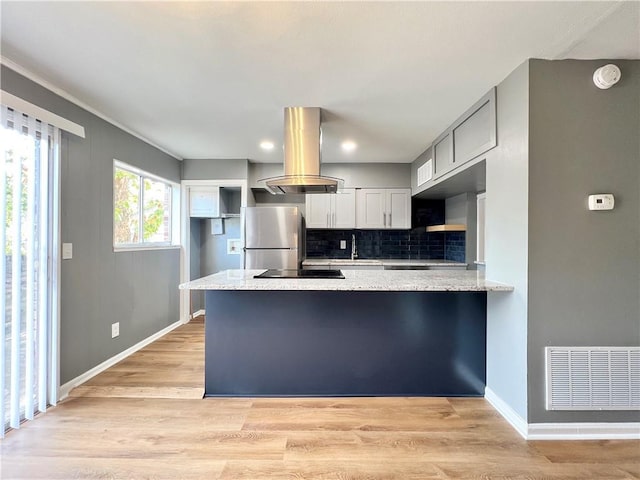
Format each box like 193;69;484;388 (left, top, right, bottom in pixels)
1;104;61;436
113;161;178;249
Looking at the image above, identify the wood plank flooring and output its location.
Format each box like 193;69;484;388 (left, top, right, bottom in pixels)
1;316;638;479
68;318;205;400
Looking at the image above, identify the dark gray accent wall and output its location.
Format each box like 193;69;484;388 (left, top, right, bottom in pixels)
181;158;248;180
2;66;181;384
527;59;640;423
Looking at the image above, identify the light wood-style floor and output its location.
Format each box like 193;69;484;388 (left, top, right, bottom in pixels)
2;317;638;479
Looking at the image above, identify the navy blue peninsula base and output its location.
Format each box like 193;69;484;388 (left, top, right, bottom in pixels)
204;289;487;397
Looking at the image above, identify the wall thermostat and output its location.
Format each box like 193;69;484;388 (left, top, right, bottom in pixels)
588;194;615;211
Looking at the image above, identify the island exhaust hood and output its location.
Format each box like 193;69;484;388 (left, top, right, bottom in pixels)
262;107;344;194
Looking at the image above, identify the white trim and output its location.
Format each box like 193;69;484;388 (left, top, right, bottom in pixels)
58;319;185;401
485;387;640;440
113;159;181;250
485;386;529;439
191;309;206;319
113;159;179;186
1;56;181;160
180;179;248;323
1;89;85;138
113;245;181;253
527;422;640;440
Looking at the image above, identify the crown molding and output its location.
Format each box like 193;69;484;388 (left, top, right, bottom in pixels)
1;55;182;160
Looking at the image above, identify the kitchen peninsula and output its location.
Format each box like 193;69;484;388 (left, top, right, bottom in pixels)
180;270;513;397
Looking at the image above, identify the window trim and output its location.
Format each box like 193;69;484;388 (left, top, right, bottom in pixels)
113;159;180;252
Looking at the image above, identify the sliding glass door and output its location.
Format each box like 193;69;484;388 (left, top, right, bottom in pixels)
1;105;59;436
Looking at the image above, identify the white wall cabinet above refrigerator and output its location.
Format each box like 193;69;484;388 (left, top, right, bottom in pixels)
189;186;220;218
189;186;241;218
306;188;356;228
356;188;411;229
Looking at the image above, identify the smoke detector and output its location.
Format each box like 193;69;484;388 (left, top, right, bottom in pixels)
593;64;621;89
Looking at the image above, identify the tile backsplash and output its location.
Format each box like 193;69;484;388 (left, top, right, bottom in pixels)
306;229;465;261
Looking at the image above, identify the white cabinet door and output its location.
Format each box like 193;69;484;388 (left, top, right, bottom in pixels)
333;189;356;228
189;187;220;218
356;189;386;228
305;193;331;228
306;189;356;229
386;189;411;229
356;188;411;229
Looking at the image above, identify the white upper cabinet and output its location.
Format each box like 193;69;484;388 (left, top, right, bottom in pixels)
356;189;411;229
333;189;357;228
189;186;220;218
386;189;411;229
305;189;356;229
305;193;332;228
355;189;386;228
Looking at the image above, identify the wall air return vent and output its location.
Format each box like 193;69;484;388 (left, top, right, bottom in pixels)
546;347;640;411
417;159;433;186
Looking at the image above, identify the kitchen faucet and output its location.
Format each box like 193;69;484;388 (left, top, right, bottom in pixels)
351;233;358;260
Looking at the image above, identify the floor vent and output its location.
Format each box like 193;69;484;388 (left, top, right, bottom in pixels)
545;347;640;411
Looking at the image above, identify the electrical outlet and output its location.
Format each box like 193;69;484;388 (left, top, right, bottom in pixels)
340;240;347;249
111;322;120;338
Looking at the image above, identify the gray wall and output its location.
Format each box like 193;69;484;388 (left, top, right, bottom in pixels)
445;192;477;268
181;158;248;180
322;163;411;188
485;60;530;421
527;59;640;423
248;162;411;213
1;66;182;384
189;219;203;313
249;162;411;189
200;217;242;275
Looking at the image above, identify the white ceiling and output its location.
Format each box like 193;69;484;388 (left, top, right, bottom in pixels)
1;1;638;163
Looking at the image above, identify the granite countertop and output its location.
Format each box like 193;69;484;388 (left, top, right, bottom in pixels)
302;258;467;267
179;269;513;292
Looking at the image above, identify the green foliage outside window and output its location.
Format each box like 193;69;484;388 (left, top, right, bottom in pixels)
113;165;171;246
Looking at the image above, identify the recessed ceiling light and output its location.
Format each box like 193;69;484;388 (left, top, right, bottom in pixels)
341;140;357;152
260;141;275;151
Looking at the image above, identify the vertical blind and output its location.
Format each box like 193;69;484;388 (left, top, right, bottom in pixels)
0;104;60;436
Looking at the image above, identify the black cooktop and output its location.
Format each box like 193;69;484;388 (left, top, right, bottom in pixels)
254;269;345;279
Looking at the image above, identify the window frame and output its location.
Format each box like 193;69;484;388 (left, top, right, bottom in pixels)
113;160;180;252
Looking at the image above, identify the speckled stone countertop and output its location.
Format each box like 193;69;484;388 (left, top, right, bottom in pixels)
302;258;467;267
179;269;513;292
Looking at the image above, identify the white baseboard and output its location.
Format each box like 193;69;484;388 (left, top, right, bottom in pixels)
59;319;184;401
484;386;528;439
191;309;205;319
527;422;640;440
485;387;640;440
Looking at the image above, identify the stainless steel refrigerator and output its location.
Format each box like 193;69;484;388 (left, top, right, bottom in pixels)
244;206;302;269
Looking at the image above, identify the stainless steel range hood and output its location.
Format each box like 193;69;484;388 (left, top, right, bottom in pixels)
262;107;344;194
